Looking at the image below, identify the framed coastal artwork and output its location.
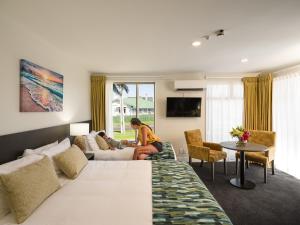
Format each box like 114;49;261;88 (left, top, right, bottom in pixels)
20;59;63;112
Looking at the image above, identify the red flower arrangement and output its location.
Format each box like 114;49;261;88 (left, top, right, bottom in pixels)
230;126;251;146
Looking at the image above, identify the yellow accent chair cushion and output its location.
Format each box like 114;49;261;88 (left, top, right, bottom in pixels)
184;129;227;180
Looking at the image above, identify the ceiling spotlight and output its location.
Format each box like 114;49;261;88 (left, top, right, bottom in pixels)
192;41;201;47
241;58;248;63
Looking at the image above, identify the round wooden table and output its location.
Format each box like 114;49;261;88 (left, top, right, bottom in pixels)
220;141;267;189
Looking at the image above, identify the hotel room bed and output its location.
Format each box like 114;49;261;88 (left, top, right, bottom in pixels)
0;160;231;225
145;142;176;161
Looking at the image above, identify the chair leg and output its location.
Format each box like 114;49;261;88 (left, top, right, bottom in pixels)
272;160;275;175
223;159;227;175
264;164;267;183
246;160;249;169
235;157;238;175
189;156;192;164
211;162;215;181
200;160;204;167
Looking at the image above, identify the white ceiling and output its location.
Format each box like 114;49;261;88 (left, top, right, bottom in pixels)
1;0;300;74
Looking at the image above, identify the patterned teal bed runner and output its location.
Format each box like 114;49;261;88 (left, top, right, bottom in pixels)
152;160;232;225
146;142;176;160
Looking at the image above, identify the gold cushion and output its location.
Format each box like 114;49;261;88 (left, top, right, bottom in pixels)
0;157;60;224
95;135;110;150
53;145;88;179
248;130;275;147
236;151;268;164
209;150;227;162
74;136;86;152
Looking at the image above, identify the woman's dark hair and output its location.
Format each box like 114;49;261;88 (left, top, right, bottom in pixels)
98;131;106;137
130;118;152;131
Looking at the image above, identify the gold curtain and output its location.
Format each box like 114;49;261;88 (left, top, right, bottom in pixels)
242;74;273;131
91;75;106;131
243;77;259;130
258;74;272;131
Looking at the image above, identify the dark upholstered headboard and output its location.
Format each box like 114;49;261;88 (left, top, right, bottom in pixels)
0;120;91;164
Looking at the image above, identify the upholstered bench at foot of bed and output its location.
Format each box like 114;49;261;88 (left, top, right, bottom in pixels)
152;160;232;225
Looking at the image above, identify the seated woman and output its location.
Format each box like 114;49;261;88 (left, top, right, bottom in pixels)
130;118;162;160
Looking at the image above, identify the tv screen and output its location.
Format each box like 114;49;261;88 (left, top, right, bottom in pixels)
166;97;201;117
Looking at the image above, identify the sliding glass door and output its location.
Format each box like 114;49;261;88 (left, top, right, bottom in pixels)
112;82;155;140
206;80;244;160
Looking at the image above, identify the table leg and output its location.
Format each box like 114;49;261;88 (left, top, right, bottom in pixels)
240;151;245;185
230;151;255;189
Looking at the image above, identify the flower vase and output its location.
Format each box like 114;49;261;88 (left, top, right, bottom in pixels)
236;138;247;147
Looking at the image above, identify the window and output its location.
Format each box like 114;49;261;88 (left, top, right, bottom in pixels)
206;80;244;160
273;69;300;179
112;82;155;140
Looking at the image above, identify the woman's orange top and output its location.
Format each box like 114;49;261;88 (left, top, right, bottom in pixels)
137;124;160;145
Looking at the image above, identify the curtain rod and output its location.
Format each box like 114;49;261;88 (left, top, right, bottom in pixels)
273;64;300;75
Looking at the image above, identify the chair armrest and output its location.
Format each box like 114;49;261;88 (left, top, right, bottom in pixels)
187;144;210;161
203;142;222;151
265;146;275;161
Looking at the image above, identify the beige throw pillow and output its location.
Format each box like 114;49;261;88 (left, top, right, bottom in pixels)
0;154;44;220
95;135;110;150
74;136;87;152
0;157;60;224
53;145;88;179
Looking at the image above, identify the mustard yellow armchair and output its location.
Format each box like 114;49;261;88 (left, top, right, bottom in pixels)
184;129;227;180
236;130;276;183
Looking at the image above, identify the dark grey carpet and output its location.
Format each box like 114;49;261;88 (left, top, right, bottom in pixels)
191;161;300;225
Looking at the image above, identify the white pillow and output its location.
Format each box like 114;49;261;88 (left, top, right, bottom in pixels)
41;138;71;174
41;138;71;158
0;154;44;219
22;140;58;157
89;130;100;137
86;134;100;151
83;136;92;151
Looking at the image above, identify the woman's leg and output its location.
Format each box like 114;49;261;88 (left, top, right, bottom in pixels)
132;145;158;160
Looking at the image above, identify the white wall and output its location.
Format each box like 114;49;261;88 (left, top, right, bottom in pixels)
155;79;205;156
0;16;90;135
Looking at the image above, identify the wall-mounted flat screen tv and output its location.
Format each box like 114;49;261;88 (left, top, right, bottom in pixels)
166;97;201;117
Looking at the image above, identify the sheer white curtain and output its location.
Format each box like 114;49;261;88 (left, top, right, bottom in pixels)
206;79;244;161
273;68;300;179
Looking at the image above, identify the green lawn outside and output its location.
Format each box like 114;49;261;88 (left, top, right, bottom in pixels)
113;130;136;140
113;115;154;140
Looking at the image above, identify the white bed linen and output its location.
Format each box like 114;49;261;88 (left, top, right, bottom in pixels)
87;147;135;160
0;161;152;225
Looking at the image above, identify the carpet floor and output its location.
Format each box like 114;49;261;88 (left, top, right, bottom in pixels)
191;161;300;225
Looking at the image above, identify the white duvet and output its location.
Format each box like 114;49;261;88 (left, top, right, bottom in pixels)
87;147;135;160
0;161;152;225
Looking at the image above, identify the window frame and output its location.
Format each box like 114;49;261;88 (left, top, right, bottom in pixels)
112;82;156;140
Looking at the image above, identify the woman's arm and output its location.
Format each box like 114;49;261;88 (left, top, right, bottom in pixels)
141;127;148;146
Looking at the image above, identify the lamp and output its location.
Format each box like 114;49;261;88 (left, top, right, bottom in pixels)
70;123;89;136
